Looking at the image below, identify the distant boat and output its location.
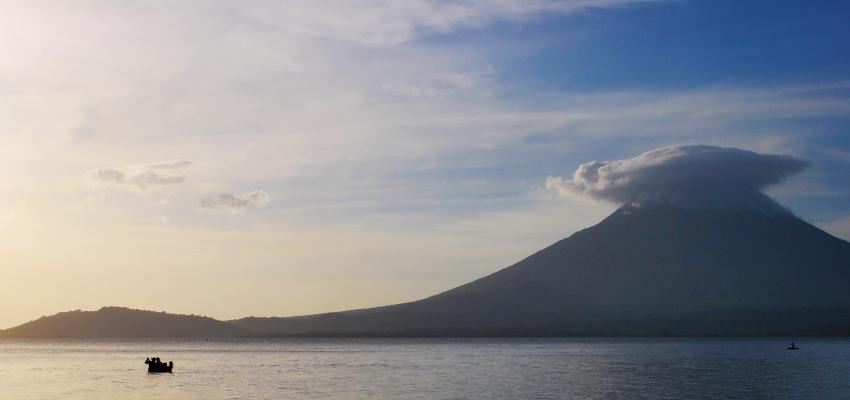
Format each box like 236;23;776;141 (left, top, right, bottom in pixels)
145;358;174;373
787;342;799;350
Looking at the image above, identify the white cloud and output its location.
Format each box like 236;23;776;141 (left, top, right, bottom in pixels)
230;0;651;47
88;161;193;192
199;190;271;213
547;145;809;210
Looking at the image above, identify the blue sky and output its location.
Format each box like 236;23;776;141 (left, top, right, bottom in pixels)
482;1;850;90
1;0;849;327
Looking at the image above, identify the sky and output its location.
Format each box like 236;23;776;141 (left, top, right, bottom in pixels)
1;0;849;329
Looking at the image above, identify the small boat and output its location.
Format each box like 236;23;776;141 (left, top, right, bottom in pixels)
787;342;799;350
145;358;174;373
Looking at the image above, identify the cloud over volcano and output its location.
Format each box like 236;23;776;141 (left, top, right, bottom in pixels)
546;145;809;209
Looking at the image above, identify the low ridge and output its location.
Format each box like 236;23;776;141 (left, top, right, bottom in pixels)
0;307;245;338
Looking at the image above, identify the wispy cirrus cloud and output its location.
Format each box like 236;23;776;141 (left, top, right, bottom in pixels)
231;0;654;47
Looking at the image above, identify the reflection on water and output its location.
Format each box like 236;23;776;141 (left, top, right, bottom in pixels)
1;338;848;399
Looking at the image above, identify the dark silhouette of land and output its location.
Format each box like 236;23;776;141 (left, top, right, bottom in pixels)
0;307;245;338
3;202;850;338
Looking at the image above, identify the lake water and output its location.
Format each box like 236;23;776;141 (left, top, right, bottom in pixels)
1;338;848;399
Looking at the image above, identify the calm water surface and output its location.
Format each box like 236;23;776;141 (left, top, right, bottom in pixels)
1;338;848;399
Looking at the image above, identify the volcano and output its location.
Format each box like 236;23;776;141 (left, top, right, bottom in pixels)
232;201;850;336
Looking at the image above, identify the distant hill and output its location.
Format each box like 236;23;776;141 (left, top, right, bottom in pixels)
0;307;245;338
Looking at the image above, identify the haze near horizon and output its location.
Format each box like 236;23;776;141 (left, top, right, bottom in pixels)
3;0;850;330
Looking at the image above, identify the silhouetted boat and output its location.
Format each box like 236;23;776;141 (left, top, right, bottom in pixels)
787;343;799;350
145;358;174;373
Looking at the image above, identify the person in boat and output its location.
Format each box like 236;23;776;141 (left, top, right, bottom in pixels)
145;357;174;372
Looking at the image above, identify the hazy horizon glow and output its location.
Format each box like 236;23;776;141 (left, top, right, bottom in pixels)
2;0;850;328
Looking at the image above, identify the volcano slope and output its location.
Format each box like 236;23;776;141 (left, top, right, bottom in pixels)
232;201;850;336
